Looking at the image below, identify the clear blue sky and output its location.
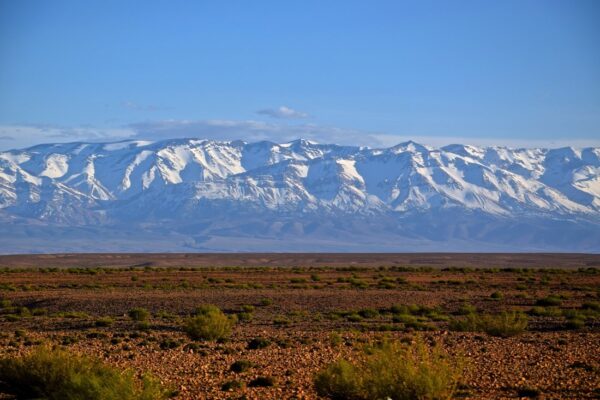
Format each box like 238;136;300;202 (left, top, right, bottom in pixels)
0;0;599;149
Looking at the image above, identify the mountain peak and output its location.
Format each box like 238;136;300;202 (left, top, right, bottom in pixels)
0;138;599;252
390;140;430;153
282;138;320;147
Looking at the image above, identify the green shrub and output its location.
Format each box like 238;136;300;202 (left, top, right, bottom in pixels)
0;346;171;400
14;307;30;317
128;308;150;322
406;320;436;331
230;360;254;373
247;337;271;350
56;311;89;319
248;376;276;387
240;304;255;313
481;312;528;338
346;313;362;322
136;321;151;331
455;304;477;315
193;304;221;315
314;340;462;400
221;380;244;391
31;308;48;316
450;312;528;337
236;312;253;322
490;292;503;300
258;298;273;307
582;301;600;312
184;305;234;341
159;338;180;350
392;314;418;325
14;329;27;338
60;334;77;346
329;332;343;347
528;307;562;317
565;318;585;330
348;278;369;289
517;386;541;398
449;313;481;332
358;309;379;319
155;311;177;320
535;296;562;307
273;316;290;326
95;317;114;327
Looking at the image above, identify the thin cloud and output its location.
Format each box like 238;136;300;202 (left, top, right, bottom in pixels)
257;106;309;119
128;120;600;148
0;125;135;150
369;134;600;149
1;121;600;151
128;119;374;145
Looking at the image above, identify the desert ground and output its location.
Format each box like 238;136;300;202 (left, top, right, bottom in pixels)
0;254;598;399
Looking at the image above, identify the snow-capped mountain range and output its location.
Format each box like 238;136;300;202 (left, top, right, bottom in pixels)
1;138;599;253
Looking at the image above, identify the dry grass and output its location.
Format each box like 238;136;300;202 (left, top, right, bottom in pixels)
0;346;171;400
315;340;463;400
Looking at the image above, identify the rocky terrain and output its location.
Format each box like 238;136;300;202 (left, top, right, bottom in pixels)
0;254;598;399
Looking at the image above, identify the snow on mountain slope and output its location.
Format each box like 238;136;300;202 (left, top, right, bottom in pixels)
0;138;598;252
0;138;599;218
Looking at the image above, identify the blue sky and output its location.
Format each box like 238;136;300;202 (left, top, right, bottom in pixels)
0;0;599;149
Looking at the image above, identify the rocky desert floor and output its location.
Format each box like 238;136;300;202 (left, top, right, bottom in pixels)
0;254;598;399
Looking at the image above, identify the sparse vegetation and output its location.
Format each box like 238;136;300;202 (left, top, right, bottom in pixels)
0;257;597;398
230;360;254;373
314;340;463;400
273;315;291;326
95;316;115;327
247;337;271;350
329;332;343;347
490;291;503;300
248;376;276;387
221;380;244;391
517;386;541;398
159;337;180;350
236;311;253;321
240;304;255;313
0;346;171;400
184;305;234;341
535;296;562;307
565;317;585;330
136;321;151;331
259;298;273;306
456;303;477;315
128;308;150;322
358;308;379;318
450;311;528;337
482;312;528;337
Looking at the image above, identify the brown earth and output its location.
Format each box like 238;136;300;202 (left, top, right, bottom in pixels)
1;252;600;269
0;254;598;399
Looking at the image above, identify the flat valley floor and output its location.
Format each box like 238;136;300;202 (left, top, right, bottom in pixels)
0;253;598;399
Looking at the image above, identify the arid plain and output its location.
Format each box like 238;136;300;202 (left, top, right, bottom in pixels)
0;254;598;399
